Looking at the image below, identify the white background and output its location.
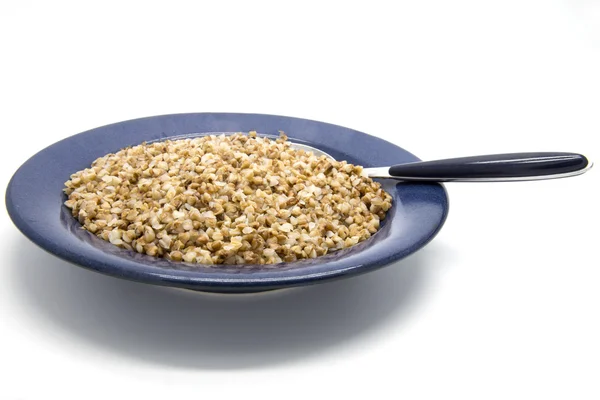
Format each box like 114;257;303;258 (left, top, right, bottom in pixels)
1;1;599;399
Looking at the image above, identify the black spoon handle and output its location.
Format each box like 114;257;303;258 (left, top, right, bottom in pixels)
383;152;592;182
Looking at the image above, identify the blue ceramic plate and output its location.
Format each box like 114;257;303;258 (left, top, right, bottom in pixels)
6;113;449;293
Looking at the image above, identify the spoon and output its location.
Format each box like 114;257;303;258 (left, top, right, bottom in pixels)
290;143;592;182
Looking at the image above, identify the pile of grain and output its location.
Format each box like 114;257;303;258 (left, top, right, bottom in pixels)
64;132;392;264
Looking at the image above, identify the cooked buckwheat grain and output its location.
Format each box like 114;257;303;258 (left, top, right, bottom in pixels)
63;132;392;264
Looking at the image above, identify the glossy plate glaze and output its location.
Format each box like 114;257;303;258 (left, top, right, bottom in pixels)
6;113;449;293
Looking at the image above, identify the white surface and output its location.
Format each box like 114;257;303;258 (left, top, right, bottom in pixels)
1;1;599;399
